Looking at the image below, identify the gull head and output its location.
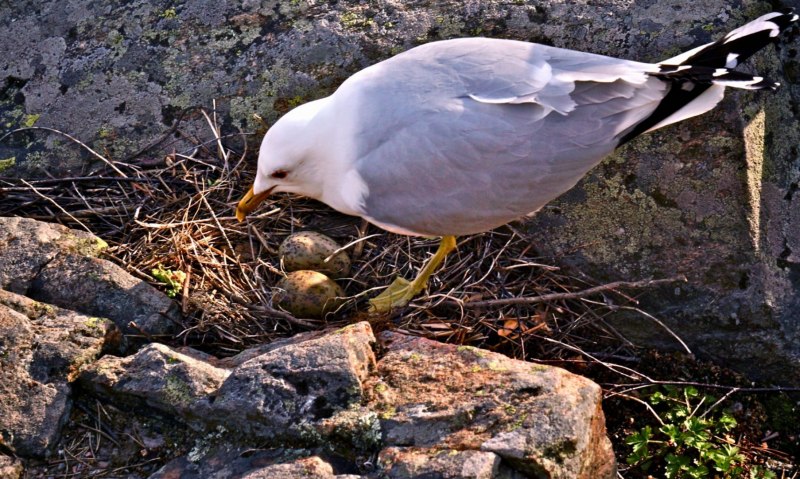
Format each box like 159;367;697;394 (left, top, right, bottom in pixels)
236;101;326;222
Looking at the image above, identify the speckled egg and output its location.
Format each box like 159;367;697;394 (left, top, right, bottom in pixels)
276;270;346;318
278;231;351;278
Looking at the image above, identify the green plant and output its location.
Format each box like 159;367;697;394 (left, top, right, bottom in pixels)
151;265;186;298
625;386;776;479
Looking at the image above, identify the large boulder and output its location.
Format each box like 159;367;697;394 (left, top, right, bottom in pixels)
1;0;798;383
0;289;117;457
0;217;180;338
369;332;615;479
79;322;615;478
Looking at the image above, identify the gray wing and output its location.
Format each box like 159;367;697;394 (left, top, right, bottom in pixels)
341;38;668;236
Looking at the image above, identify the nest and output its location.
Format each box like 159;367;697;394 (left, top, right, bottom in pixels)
0;109;680;361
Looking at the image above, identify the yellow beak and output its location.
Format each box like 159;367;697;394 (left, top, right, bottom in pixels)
235;185;273;222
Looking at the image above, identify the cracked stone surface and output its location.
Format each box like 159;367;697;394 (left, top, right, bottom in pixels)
0;289;118;457
0;217;180;339
77;322;614;478
367;332;615;479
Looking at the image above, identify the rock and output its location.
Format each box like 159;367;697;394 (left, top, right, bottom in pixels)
279;231;352;278
0;217;180;339
78;343;230;428
149;448;349;479
79;322;376;444
0;216;106;294
211;322;376;440
29;253;180;338
276;270;347;319
378;447;503;479
77;323;613;477
0;455;23;479
368;332;615;479
237;456;336;479
0;289;116;457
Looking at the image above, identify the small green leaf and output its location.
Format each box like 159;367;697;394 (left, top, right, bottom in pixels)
665;453;690;479
717;413;737;432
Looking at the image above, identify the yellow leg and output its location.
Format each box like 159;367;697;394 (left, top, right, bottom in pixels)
369;235;457;313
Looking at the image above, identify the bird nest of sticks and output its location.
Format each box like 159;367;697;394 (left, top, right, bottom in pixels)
0;110;682;361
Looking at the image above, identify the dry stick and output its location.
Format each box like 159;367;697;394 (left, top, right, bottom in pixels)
20;179;93;233
323;233;383;264
700;387;740;419
201;104;229;168
610;391;666;426
2;176;155;185
463;275;687;309
614;304;692;355
0;126;128;177
608;380;800;394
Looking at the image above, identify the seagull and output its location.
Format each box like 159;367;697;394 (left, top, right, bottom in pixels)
236;10;797;313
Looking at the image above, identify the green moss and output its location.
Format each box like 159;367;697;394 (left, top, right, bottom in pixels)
160;7;177;19
65;233;109;257
22;114;40;128
98;126;114;139
85;317;104;330
457;345;487;358
487;360;507;372
378;405;396;420
506;412;528;432
286;95;305;109
340;11;374;30
0;157;15;173
32;301;55;318
164;374;193;407
326;408;382;454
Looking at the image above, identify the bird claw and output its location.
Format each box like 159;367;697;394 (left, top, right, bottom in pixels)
368;277;419;313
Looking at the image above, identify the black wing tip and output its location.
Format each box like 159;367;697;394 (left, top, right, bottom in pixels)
769;8;799;32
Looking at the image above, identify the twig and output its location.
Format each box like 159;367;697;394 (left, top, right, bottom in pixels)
245;304;321;329
614;305;692;355
324;233;383;264
463;276;687;308
700;387;739;418
20;179;93;233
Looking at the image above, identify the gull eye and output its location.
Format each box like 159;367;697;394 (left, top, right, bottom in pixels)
271;169;288;179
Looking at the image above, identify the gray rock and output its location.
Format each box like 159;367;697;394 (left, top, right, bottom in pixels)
0;216;106;294
80;322;377;446
378;447;501;479
0;289;116;457
369;332;615;479
0;455;24;479
0;217;179;339
237;456;337;479
78;342;229;428
148;447;342;479
29;253;180;338
78;323;613;478
211;322;376;440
